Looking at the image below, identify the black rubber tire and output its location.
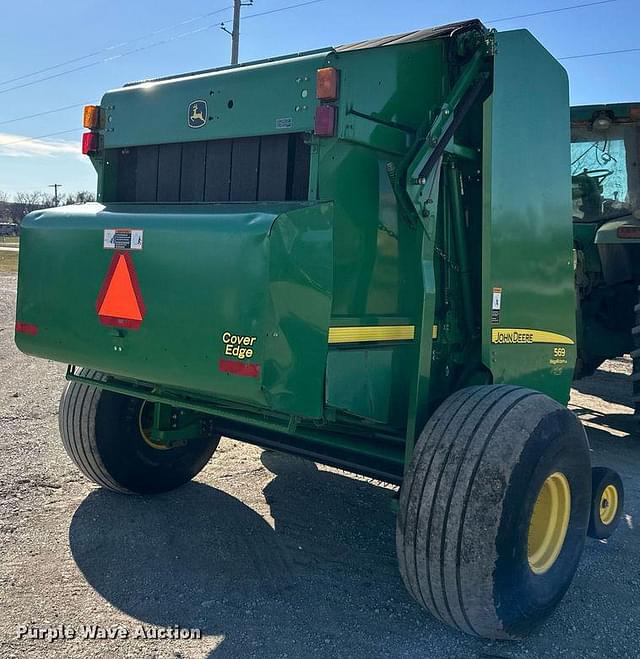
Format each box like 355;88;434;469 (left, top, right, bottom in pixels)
632;284;640;415
587;466;624;540
396;385;591;640
59;369;220;494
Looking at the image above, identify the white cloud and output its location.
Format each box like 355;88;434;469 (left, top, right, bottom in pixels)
0;132;80;158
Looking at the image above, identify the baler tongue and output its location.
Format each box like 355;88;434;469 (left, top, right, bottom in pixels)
15;201;333;418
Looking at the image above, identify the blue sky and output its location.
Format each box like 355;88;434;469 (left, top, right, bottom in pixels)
0;0;638;197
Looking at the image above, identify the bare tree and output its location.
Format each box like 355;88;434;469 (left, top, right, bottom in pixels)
4;190;96;226
12;192;46;225
62;190;96;205
14;191;45;205
0;191;9;223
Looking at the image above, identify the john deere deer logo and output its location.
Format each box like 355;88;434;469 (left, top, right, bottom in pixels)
188;100;207;128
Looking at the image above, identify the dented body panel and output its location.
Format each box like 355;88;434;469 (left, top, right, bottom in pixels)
16;202;333;418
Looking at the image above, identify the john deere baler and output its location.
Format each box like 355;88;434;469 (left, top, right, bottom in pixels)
15;20;623;641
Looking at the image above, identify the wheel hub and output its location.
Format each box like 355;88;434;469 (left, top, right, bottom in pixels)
599;484;619;525
527;472;571;575
138;401;171;450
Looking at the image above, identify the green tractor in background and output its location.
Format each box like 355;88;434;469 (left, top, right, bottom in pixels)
571;103;640;406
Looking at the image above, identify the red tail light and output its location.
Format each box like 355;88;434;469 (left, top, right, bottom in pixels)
15;322;38;336
314;105;336;137
82;132;99;155
617;226;640;239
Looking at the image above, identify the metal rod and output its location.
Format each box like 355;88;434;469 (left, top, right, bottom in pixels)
65;367;406;469
447;160;474;337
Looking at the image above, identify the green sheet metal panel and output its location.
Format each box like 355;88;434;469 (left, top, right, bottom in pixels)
15;202;333;418
314;40;447;430
482;30;575;403
317;40;446;319
101;52;329;148
325;348;395;424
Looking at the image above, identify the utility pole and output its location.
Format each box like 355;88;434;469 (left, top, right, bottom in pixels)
231;0;241;65
221;0;253;65
49;183;62;206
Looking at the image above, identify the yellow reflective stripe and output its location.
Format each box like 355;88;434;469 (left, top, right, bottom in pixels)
491;329;575;345
328;325;415;344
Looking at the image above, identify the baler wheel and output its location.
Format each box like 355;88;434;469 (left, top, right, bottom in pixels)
587;466;624;540
59;369;219;494
396;385;591;639
632;284;640;416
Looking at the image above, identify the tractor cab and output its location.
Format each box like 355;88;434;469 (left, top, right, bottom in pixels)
571;103;640;379
571;104;640;229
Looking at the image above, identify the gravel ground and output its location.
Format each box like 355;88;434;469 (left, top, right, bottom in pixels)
1;271;639;658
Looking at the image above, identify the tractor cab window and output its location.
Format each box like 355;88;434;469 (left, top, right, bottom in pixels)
571;120;639;223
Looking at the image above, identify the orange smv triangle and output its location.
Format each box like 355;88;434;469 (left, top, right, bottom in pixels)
96;252;145;329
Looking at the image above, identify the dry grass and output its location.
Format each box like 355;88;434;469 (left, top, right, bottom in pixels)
0;251;18;273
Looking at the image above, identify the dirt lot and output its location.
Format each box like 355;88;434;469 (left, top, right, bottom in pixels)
1;270;639;658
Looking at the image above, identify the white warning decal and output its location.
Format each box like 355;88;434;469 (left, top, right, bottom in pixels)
491;287;502;325
104;228;144;251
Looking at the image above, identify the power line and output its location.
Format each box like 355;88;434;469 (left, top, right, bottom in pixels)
1;0;634;131
488;0;619;23
0;6;233;88
221;0;326;64
243;0;328;21
0;20;231;96
0;0;332;127
0;0;328;97
0;0;615;92
0;103;89;127
559;46;640;60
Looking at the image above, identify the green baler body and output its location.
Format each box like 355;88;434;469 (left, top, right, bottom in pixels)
15;22;575;483
17;202;333;419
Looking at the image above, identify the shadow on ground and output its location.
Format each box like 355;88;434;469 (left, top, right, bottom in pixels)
571;404;637;439
70;453;485;657
68;448;636;657
572;368;632;408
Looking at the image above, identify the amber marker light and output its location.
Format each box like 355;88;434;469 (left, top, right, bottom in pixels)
316;67;339;101
83;105;101;129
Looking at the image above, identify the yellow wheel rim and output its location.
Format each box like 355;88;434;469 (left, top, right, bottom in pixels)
527;472;571;575
138;401;170;451
599;484;619;525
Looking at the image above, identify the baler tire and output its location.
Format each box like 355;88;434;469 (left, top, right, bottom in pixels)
632;285;640;416
587;466;624;540
396;385;591;640
59;369;220;494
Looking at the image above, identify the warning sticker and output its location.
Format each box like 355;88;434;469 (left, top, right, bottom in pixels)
104;228;144;251
491;287;502;325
